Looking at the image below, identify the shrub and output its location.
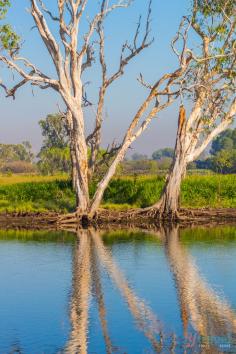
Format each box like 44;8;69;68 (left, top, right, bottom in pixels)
0;161;36;174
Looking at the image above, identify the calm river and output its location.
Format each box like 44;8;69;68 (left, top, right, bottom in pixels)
0;226;236;353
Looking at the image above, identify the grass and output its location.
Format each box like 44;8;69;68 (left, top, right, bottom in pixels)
0;174;68;185
0;173;235;213
0;174;75;213
103;174;236;209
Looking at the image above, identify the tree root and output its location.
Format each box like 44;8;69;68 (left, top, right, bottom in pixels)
126;204;182;222
57;206;182;229
58;205;219;230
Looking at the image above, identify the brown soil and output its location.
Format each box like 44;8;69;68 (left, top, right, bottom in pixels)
0;208;236;230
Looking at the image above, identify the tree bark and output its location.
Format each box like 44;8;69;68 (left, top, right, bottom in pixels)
156;154;187;219
70;146;77;191
73;130;90;214
66;106;90;214
66;111;78;193
62;95;90;215
154;106;188;219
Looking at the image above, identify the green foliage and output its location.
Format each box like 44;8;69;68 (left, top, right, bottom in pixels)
196;0;235;17
131;153;148;161
38;114;71;175
210;149;236;173
152;148;174;161
37;146;71;175
0;0;10;20
0;174;235;213
156;157;172;170
0;141;34;166
197;128;236;173
103;176;165;208
0;23;19;51
0;1;19;52
211;128;236;155
0;178;75;212
181;175;236;208
104;175;236;209
39;113;69;150
192;0;236;82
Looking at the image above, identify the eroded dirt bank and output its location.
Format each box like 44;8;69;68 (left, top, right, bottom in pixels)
0;208;236;230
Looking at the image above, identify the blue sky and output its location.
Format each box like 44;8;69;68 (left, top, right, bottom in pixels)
0;0;190;156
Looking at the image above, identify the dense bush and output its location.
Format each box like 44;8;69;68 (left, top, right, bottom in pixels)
0;141;34;163
103;176;165;207
0;161;36;174
120;160;158;175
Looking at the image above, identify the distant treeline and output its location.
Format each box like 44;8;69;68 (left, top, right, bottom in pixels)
0;113;236;175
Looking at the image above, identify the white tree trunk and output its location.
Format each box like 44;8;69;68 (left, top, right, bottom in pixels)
63;96;90;214
70;146;77;191
73;131;90;213
66;105;90;214
155;106;188;219
156;154;187;218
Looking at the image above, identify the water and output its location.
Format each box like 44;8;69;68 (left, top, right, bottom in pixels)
0;226;236;353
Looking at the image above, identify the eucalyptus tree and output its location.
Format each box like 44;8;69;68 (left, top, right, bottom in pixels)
0;0;20;91
148;0;236;219
0;0;192;222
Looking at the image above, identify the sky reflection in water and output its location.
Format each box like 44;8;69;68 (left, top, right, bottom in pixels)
0;226;236;353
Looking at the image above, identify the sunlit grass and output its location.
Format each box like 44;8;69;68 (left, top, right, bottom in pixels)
0;173;235;212
0;173;68;185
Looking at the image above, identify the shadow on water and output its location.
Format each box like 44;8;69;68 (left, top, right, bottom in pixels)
62;226;236;354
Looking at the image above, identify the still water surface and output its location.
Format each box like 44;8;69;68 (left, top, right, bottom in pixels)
0;226;236;353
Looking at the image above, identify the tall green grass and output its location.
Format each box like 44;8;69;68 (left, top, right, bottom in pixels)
0;174;235;212
103;174;236;208
0;179;75;212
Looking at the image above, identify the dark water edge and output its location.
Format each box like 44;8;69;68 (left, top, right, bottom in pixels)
1;208;236;232
0;225;236;353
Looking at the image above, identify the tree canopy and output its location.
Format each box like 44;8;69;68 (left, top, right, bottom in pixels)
211;128;236;155
0;141;33;163
152;148;174;161
0;1;19;53
37;113;70;175
39;113;69;151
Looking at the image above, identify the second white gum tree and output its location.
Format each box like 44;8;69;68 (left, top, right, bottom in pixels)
0;0;196;220
147;0;236;219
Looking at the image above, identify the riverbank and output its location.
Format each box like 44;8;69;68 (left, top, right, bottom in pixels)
0;207;236;230
0;174;235;229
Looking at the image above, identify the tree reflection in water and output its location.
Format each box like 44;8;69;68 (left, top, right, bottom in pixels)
65;230;91;354
164;226;236;353
64;227;236;353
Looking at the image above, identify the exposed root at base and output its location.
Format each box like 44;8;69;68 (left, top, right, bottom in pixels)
126;205;182;222
56;206;236;230
57;211;98;229
57;206;183;229
1;208;235;231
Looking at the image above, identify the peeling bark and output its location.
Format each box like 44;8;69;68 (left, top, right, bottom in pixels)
154;106;188;219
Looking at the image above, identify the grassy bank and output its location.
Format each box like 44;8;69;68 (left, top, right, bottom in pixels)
0;174;235;213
